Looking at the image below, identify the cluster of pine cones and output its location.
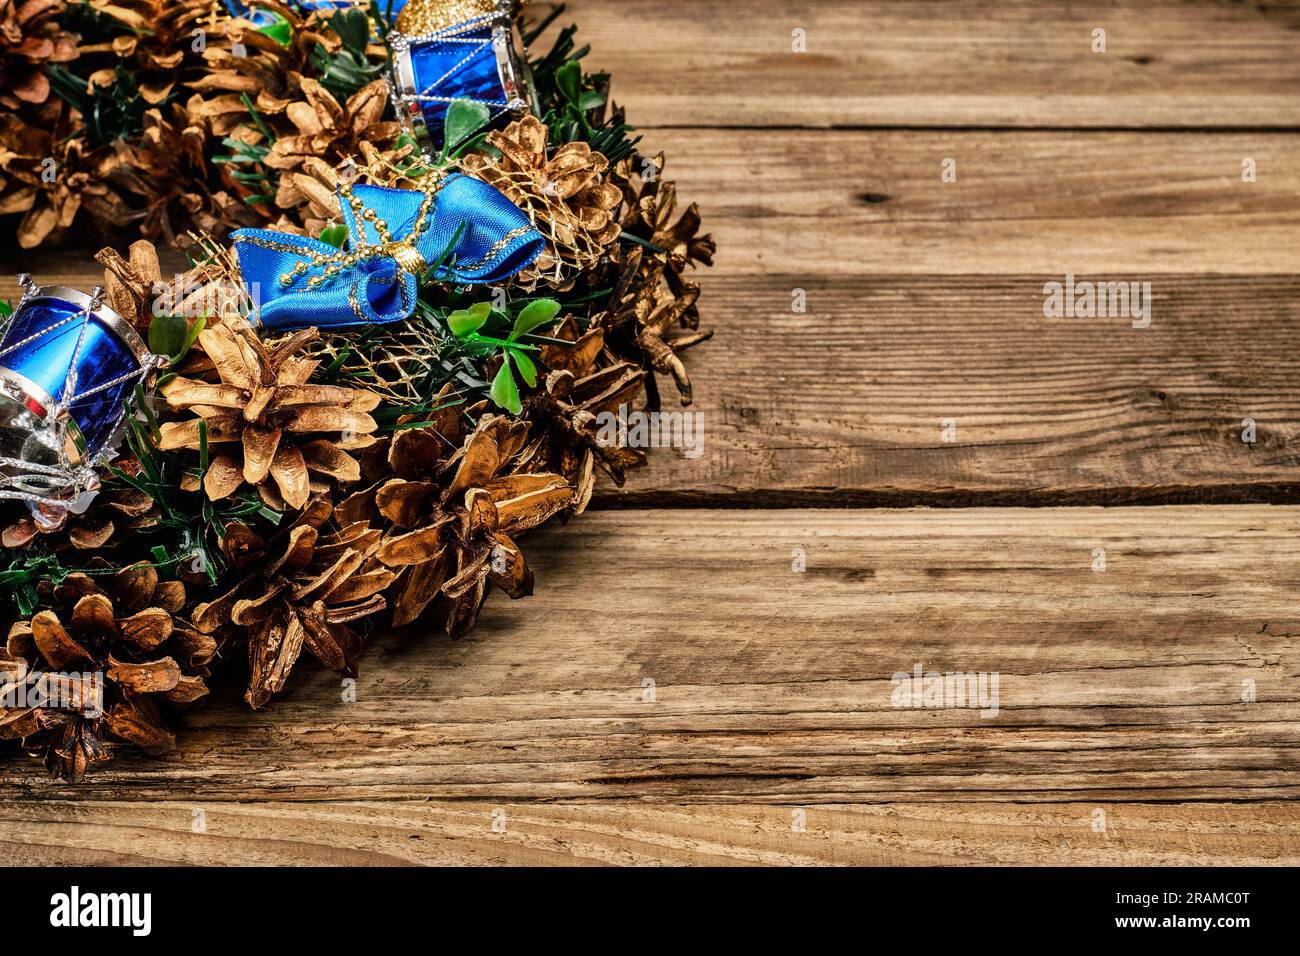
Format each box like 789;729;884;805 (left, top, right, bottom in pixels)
0;3;715;780
0;0;393;248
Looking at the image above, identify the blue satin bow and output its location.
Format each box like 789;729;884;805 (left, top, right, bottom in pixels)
232;174;545;331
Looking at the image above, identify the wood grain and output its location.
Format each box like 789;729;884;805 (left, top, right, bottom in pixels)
1;2;1297;869
653;129;1300;276
601;274;1300;507
568;0;1300;129
0;509;1295;806
1;801;1296;866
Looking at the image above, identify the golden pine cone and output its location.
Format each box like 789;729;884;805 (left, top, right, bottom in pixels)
158;318;381;510
460;116;623;285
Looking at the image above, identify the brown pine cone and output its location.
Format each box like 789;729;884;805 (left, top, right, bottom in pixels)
0;0;79;110
105;105;215;249
592;245;712;407
374;414;572;637
0;480;158;553
263;78;398;229
530;315;647;499
615;152;715;278
191;497;395;709
12;104;132;249
0;565;214;780
159;318;381;511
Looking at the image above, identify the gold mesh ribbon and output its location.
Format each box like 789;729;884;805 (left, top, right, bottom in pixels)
397;0;508;34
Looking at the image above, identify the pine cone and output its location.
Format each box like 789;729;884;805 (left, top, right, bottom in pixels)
374;415;572;636
105;105;215;249
191;498;395;709
530;316;647;497
352;389;464;626
1;476;158;552
460;116;623;285
611;151;714;329
0;565;215;780
97;236;249;337
185;3;390;236
13;105;132;248
618;152;714;275
159;318;381;510
190;0;326;115
0;111;46;218
0;0;79;110
263;78;398;227
591;245;712;407
95;237;165;333
76;0;211;108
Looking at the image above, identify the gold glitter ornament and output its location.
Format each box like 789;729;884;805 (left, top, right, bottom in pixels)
397;0;521;35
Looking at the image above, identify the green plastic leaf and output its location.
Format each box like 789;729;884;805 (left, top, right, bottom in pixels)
179;314;207;358
510;298;561;340
444;98;491;152
450;130;492;158
490;359;522;415
511;349;538;388
331;8;371;54
556;61;582;105
149;313;206;363
16;583;37;617
578;90;606;112
254;10;292;47
0;300;11;319
319;223;348;249
148;313;188;359
198;418;210;476
447;301;491;338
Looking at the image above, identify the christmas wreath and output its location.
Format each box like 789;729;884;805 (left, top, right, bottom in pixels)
0;0;713;779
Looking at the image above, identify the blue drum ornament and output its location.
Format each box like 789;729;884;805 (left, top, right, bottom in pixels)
389;0;535;156
0;277;163;508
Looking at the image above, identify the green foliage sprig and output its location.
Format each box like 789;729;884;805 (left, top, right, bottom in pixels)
443;298;560;414
312;8;388;100
48;64;153;148
527;7;639;164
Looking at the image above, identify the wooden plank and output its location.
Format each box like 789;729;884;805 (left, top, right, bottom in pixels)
1;508;1296;805
1;801;1296;865
650;129;1300;276
601;274;1300;507
569;0;1300;129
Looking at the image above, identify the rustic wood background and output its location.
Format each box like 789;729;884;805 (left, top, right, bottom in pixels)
1;0;1298;865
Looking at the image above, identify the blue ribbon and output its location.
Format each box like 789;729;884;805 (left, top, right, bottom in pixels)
232;174;544;331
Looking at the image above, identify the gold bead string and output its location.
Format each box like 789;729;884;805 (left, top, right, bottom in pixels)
278;175;448;291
